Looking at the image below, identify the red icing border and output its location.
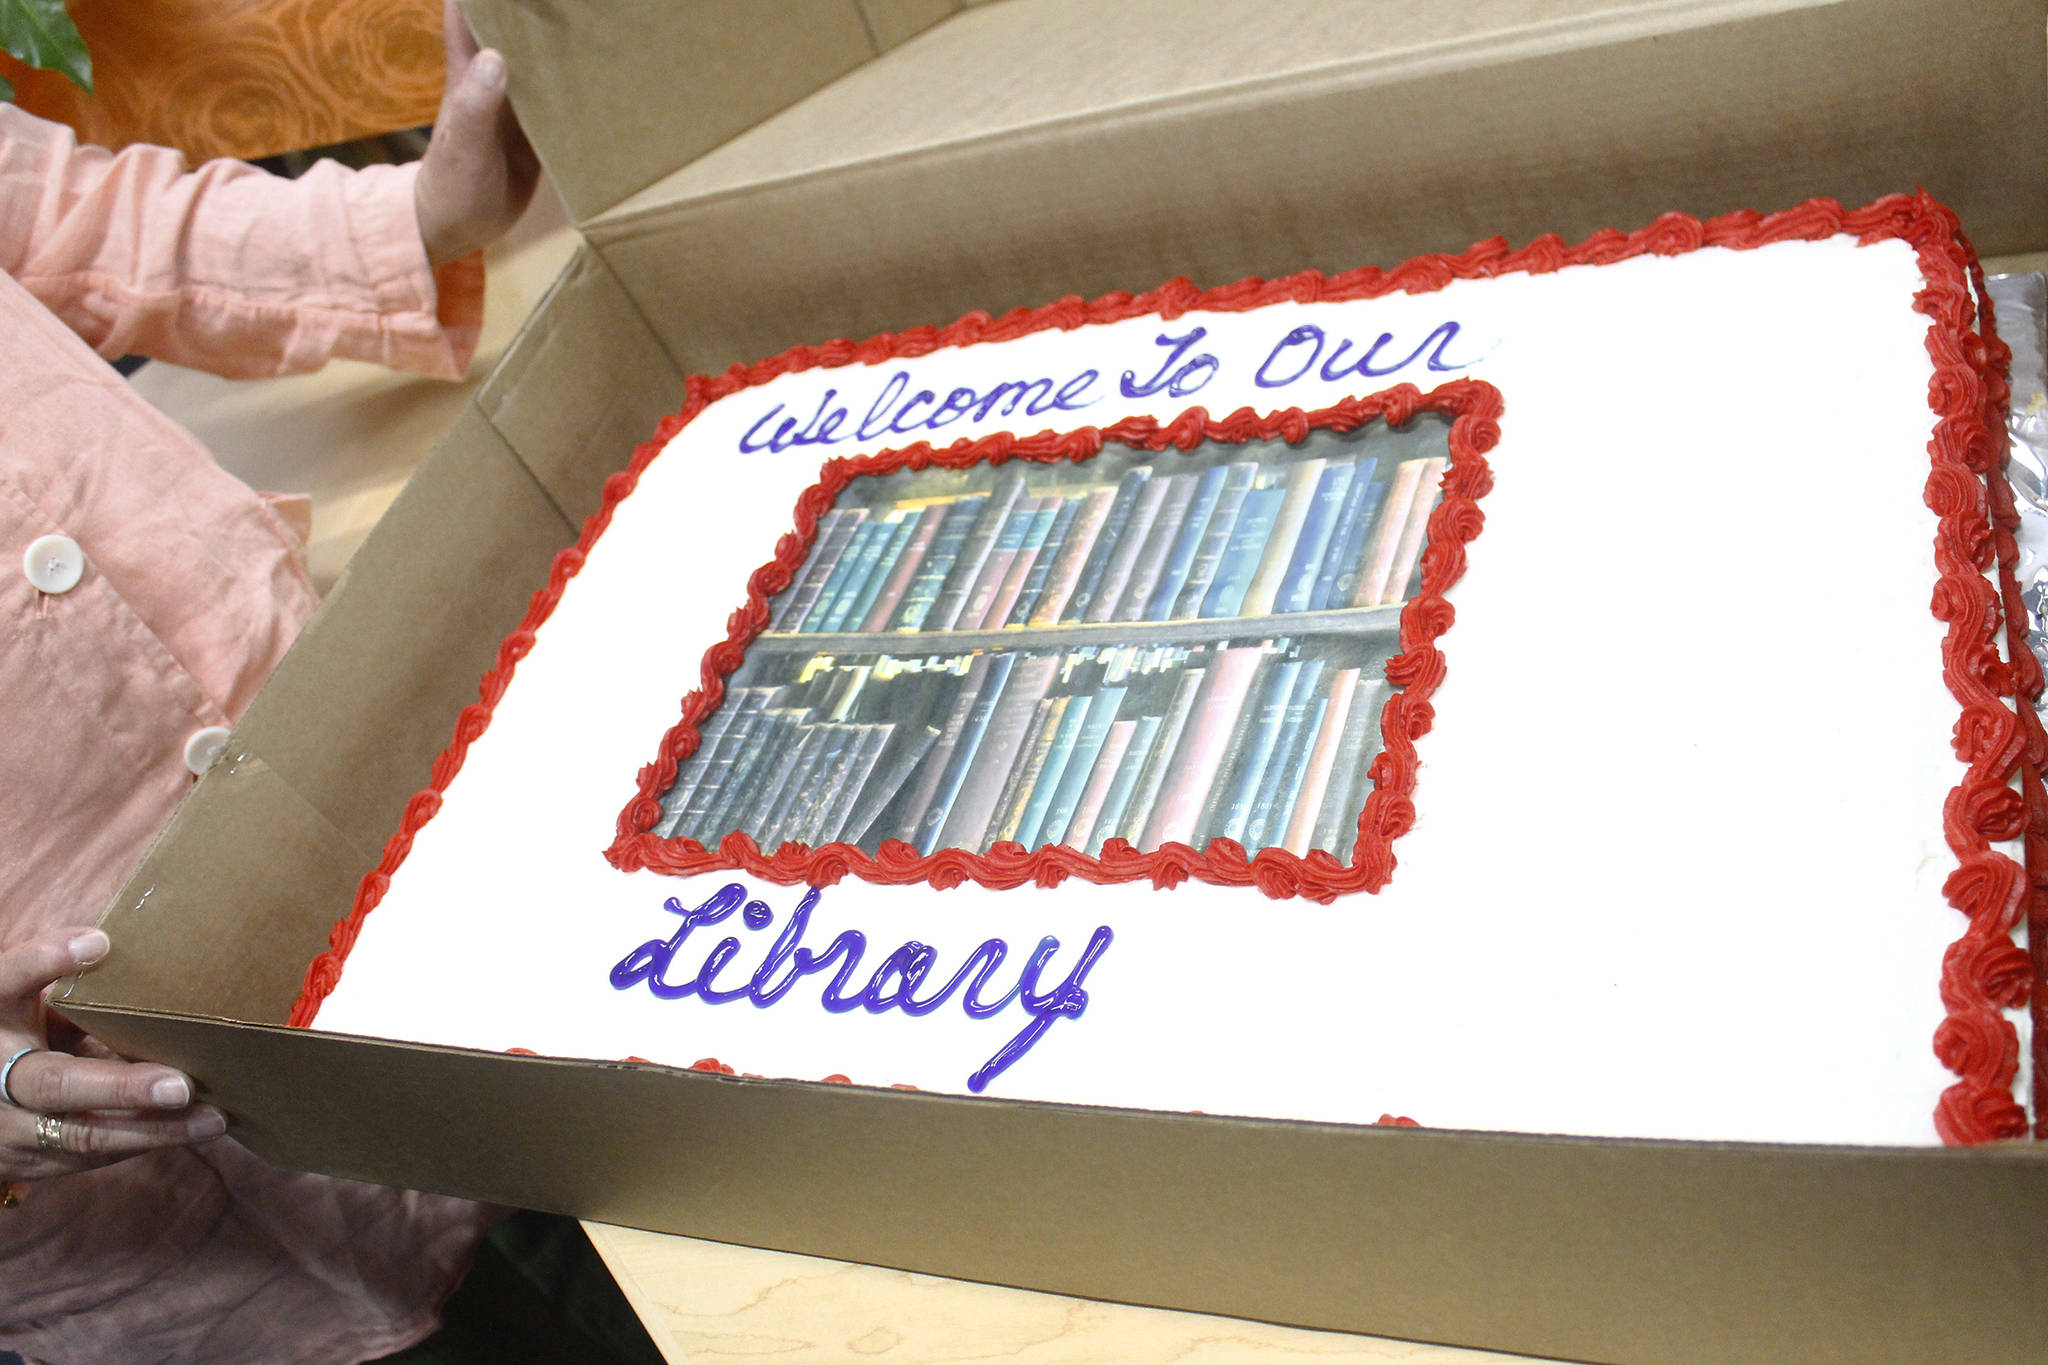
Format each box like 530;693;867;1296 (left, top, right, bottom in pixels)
602;382;1498;905
288;192;2039;1146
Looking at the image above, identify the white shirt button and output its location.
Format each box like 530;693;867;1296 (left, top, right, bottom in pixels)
23;534;84;594
183;726;233;776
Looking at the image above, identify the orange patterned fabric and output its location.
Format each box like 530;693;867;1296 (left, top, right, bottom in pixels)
1;0;443;161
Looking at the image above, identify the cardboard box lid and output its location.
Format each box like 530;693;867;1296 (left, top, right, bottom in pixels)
459;0;962;224
577;0;2048;377
600;0;1782;214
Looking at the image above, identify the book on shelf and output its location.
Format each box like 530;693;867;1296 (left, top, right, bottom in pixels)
825;724;913;844
1309;670;1395;858
1244;660;1328;849
809;723;894;844
1140;645;1266;848
1377;455;1448;607
1239;458;1327;617
1199;486;1285;619
765;712;850;839
774;722;853;844
932;653;1062;850
1111;472;1198;622
700;708;797;837
776;509;865;631
1265;695;1331;852
840;516;920;634
837;662;954;840
901;653;998;851
930;473;1027;631
981;495;1064;630
1275;461;1358;615
1112;664;1205;847
767;512;834;631
1062;467;1152;623
1353;457;1432;608
990;696;1068;845
1201;654;1297;847
842;723;941;845
1029;485;1117;626
958;494;1043;631
1147;461;1235;620
654;686;761;837
1171;462;1257;620
857;503;946;633
1007;494;1081;626
1081;711;1162;853
1061;716;1138;853
1009;690;1097;849
671;689;774;836
803;519;883;634
1033;680;1128;848
904;653;1007;853
753;724;832;848
1314;468;1386;611
1084;473;1174;624
1310;458;1376;609
893;495;986;632
1281;666;1359;854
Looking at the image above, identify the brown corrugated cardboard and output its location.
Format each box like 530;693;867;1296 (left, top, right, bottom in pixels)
460;0;962;223
43;1000;2048;1365
586;0;2048;375
54;2;2048;1361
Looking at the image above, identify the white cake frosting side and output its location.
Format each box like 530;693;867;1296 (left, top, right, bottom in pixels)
314;235;2033;1146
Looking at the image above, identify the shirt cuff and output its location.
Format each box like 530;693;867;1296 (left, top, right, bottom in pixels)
339;161;485;381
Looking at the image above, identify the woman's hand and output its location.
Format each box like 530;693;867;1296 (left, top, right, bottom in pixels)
1;928;225;1187
414;0;541;267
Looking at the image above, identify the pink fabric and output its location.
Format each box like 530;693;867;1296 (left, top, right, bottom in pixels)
0;106;494;1364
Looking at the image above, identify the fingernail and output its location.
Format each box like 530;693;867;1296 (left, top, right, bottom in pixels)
472;49;505;89
151;1076;191;1107
68;929;110;964
190;1106;227;1137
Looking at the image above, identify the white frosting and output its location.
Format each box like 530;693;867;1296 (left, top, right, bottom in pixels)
315;236;2034;1145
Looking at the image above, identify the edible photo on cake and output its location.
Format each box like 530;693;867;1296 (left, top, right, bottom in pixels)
644;415;1457;875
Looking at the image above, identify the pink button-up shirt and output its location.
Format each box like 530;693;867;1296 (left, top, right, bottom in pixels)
0;105;493;1365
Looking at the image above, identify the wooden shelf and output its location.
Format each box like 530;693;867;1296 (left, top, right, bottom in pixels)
751;604;1405;655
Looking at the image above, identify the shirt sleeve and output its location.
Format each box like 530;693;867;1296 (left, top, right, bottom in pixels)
0;105;483;380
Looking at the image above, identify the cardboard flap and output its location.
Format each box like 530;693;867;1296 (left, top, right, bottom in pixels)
459;0;962;224
39;1004;2048;1365
230;402;576;860
587;0;2048;373
477;246;684;527
601;0;1767;214
66;759;362;1024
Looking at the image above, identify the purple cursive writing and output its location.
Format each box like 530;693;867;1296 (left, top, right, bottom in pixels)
609;882;1113;1093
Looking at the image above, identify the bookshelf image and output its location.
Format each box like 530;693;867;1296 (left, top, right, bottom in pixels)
644;409;1462;878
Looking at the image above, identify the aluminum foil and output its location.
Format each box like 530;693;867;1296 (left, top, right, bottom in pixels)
1989;270;2048;713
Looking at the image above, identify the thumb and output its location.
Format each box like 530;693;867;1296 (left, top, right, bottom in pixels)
437;48;508;151
417;47;520;265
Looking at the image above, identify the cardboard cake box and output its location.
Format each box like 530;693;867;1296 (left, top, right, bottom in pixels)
55;1;2048;1360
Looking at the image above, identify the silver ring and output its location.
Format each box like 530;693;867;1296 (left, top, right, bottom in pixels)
33;1113;64;1154
0;1047;33;1108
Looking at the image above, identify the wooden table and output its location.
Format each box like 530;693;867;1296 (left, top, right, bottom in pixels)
133;178;1555;1365
581;1224;1514;1364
